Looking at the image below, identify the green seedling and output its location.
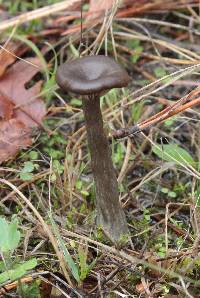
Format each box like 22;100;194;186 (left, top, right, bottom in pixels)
153;143;196;168
19;161;35;181
154;66;167;78
0;217;37;286
77;243;96;283
127;39;144;63
161;187;177;199
49;214;96;285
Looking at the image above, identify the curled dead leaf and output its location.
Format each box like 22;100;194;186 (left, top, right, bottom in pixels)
0;119;31;164
89;0;114;11
0;57;46;127
0;46;16;78
88;0;128;18
0;42;27;78
0;91;14;120
88;0;115;19
0;54;46;164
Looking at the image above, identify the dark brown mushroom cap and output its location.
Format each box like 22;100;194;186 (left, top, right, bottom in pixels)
56;55;131;95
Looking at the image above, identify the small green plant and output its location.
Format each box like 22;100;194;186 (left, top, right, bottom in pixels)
161;187;177;199
164;117;176;127
77;243;96;283
17;280;41;298
75;180;90;197
29;150;39;160
70;98;82;107
143;209;151;222
131;101;145;122
127;39;143;63
104;88;120;107
0;217;37;286
152;143;196;168
154;236;166;258
154;66;167;78
113;143;125;166
49;214;96;285
161;285;170;295
41;129;67;160
19;161;35;181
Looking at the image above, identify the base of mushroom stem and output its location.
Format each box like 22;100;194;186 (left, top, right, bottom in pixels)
96;210;129;245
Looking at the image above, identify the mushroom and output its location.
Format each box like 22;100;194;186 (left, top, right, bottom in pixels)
56;55;131;243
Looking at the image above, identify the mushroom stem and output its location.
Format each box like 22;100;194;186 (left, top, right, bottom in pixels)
82;95;128;243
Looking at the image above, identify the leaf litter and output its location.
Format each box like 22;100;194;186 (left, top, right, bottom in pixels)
0;52;46;164
0;42;27;78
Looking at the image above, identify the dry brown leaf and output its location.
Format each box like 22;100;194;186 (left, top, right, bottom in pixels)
0;42;27;78
0;45;16;78
0;57;46;127
88;0;115;19
0;55;46;164
88;0;128;15
0;91;14;120
0;119;31;164
89;0;114;12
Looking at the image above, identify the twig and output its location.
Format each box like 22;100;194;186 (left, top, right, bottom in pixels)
117;138;131;183
112;96;200;139
0;276;33;295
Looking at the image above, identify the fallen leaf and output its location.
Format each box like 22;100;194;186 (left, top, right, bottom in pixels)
0;46;16;78
88;0;129;16
0;54;46;164
86;0;132;22
0;42;27;78
89;0;114;12
88;0;115;19
0;57;46;127
0;119;31;164
0;91;14;120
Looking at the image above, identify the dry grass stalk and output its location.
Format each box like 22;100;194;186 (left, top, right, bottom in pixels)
0;0;80;32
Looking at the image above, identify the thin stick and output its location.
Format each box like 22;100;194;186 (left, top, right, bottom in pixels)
112;97;200;139
79;0;83;56
0;0;80;32
117;138;131;184
139;97;200;130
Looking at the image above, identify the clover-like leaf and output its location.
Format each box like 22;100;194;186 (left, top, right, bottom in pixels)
0;217;21;253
